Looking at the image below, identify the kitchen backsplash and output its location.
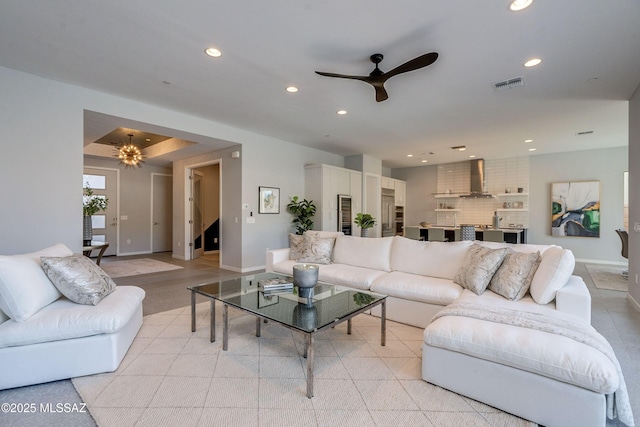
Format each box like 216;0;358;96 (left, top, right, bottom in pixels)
435;157;530;228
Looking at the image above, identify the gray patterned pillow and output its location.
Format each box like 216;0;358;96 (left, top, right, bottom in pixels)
454;244;508;295
298;237;335;264
40;254;116;305
489;250;541;300
288;234;335;264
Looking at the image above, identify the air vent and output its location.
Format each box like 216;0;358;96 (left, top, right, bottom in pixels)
492;76;525;91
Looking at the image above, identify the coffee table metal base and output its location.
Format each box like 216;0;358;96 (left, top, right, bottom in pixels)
190;290;386;398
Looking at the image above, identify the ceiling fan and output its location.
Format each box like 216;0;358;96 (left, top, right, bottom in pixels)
315;52;438;102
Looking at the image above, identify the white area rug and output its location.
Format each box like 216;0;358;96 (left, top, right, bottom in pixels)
586;264;628;292
72;303;536;427
100;258;183;278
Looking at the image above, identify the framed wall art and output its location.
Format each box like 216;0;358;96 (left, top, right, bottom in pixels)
259;186;280;214
551;180;600;237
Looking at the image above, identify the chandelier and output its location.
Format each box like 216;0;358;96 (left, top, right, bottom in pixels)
116;134;145;168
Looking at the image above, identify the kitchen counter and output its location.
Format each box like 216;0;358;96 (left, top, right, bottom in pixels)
405;225;527;244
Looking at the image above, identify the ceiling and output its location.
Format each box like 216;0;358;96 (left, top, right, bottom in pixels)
1;1;639;168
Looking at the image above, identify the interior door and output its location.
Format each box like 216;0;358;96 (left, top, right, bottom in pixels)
83;167;118;256
191;170;204;259
152;174;173;252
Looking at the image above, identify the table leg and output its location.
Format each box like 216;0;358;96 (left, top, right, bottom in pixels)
210;299;216;343
347;318;352;335
191;291;196;333
306;334;314;398
381;300;386;347
256;316;261;337
95;243;109;265
223;304;228;351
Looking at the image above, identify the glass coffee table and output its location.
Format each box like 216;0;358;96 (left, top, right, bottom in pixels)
188;272;387;398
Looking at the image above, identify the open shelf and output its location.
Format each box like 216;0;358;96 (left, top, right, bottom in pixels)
496;193;528;197
433;194;460;198
496;208;528;212
435;209;461;212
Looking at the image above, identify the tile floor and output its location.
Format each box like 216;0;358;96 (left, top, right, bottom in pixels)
73;301;539;427
71;260;640;427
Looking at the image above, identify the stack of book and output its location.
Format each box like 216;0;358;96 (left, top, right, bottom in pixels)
259;278;294;294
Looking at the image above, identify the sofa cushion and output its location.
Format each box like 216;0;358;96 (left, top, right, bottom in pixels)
370;271;463;305
316;264;386;290
424;307;619;394
530;247;575;304
288;233;335;264
0;243;72;322
333;236;393;272
454;244;508;295
0;286;145;348
41;254;116;305
488;250;541;301
390;237;472;280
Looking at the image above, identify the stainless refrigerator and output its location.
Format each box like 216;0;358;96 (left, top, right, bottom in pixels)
381;188;395;237
337;194;353;235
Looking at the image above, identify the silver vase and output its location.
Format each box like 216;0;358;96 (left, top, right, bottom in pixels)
361;228;369;238
293;264;319;299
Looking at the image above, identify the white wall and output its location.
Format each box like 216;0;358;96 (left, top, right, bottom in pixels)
0;66;343;271
529;147;627;263
628;85;640;306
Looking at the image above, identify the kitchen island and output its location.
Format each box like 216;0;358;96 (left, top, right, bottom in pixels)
405;226;527;244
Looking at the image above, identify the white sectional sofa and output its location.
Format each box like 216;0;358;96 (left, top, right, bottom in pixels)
0;244;145;390
266;233;633;427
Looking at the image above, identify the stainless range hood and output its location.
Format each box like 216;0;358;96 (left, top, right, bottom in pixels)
460;159;494;198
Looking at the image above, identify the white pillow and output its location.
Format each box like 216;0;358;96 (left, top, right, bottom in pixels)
41;254;116;305
333;236;394;272
390;237;472;280
0;243;72;321
529;247;575;304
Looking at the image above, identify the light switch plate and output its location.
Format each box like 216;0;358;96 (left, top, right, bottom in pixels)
634;222;640;232
247;217;256;223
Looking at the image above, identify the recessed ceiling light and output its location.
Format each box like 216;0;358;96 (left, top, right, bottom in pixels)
407;154;414;158
524;58;542;67
524;139;533;143
286;86;298;93
469;155;476;158
421;160;428;163
528;148;537;151
204;47;222;58
509;0;533;11
337;110;347;115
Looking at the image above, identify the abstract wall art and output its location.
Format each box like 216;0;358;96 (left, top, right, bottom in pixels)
551;181;600;237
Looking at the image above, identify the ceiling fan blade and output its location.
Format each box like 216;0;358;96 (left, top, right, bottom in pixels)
383;52;438;80
374;85;389;102
315;71;369;82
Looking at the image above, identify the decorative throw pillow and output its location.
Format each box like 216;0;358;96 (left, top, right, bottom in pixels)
454;244;508;295
529;247;575;304
0;243;72;322
289;233;313;260
288;233;335;264
298;237;335;264
488;250;541;300
40;254;116;305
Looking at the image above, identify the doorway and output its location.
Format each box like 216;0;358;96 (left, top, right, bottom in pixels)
152;173;173;253
83;167;119;256
187;161;221;261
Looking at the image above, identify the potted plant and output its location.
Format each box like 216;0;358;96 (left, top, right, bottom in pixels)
286;196;317;235
83;183;109;244
354;212;376;237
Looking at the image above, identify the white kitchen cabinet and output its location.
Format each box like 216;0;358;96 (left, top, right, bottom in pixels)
393;179;406;207
381;176;394;189
305;164;362;232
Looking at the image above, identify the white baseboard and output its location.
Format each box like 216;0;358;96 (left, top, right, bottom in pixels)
627;293;640;312
117;250;152;256
172;253;186;260
575;258;628;267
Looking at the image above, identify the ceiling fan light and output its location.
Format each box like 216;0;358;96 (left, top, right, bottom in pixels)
524;58;542;67
204;47;221;58
510;0;532;11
